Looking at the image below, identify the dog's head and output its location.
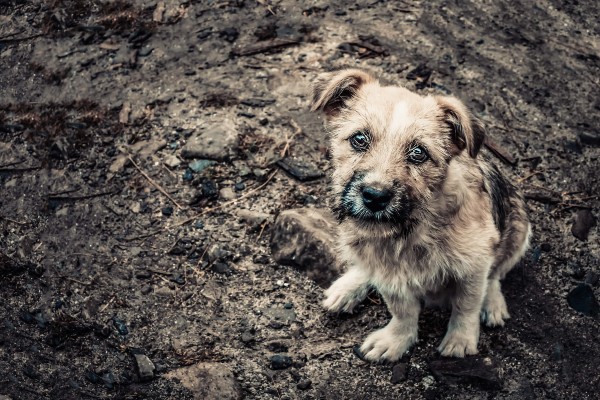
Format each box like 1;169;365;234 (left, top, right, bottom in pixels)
311;69;485;237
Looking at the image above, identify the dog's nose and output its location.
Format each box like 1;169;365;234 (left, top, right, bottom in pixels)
361;186;393;212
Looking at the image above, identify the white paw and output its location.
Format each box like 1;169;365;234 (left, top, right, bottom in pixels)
359;324;417;363
481;295;510;327
438;328;478;358
323;281;365;313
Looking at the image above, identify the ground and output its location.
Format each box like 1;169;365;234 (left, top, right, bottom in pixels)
0;0;599;399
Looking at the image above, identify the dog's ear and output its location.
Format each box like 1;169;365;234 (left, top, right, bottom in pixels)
311;69;375;118
436;96;485;158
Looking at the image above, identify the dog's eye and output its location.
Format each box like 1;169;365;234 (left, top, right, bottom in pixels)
408;146;429;164
349;131;371;152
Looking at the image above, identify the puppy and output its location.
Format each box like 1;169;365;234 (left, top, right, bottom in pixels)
311;69;531;361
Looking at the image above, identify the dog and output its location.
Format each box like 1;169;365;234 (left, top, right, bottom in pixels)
311;69;531;361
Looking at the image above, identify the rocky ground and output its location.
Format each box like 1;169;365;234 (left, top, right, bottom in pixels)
0;0;599;399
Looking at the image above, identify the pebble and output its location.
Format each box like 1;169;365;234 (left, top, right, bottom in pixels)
391;363;408;384
189;159;216;173
181;122;239;161
579;132;600;146
164;155;181;168
134;354;156;381
297;379;312;390
269;354;293;370
429;357;501;389
162;206;174;216
211;262;232;275
112;317;129;335
234;182;245;191
219;187;236;201
571;210;596;241
276;157;324;182
566;283;599;317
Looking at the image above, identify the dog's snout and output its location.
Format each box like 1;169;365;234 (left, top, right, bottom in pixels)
362;186;393;212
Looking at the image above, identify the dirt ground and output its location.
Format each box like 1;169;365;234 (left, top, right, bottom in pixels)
1;0;599;399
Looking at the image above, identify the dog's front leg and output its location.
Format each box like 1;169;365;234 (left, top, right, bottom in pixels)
360;291;420;362
438;272;488;357
323;266;371;313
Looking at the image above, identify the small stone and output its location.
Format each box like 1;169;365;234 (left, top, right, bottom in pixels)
240;98;275;108
135;270;152;279
269;354;293;370
164;155;181;168
134;354;155;381
584;271;599;286
138;47;153;57
253;168;268;179
269;321;284;329
276;157;324;182
259;118;269;126
162;206;174;216
571;210;596;241
181;121;239;161
183;169;194;181
188;159;216;173
241;331;255;344
270;208;340;287
165;363;241;400
234;182;245;191
579;132;600;146
211;262;232;275
141;286;152;295
284;303;293;309
566;283;599;317
429;357;501;389
253;254;270;264
391;363;408;384
194;220;204;229
219;187;236;201
112;317;129;335
297;379;312;390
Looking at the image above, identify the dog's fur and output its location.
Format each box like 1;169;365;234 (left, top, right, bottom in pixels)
311;69;531;361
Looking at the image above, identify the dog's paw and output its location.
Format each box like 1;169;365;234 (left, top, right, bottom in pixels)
323;284;363;314
438;329;478;358
481;293;510;327
359;324;417;363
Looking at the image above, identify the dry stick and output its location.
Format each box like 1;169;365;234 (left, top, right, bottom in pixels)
280;119;303;158
99;296;116;313
0;215;26;225
169;169;278;229
517;170;544;184
128;155;184;209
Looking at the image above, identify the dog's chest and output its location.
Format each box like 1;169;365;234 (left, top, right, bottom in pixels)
351;237;449;294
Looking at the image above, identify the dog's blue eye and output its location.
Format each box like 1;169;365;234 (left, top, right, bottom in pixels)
349;131;371;152
408;146;428;163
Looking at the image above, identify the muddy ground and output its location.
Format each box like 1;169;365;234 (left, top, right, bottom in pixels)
1;0;599;399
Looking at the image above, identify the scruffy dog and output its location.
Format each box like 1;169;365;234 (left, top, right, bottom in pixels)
311;69;531;361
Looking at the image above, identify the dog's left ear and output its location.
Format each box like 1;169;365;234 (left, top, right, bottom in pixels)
436;96;485;158
311;69;375;118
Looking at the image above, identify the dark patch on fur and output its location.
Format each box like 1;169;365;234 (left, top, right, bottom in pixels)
481;164;513;233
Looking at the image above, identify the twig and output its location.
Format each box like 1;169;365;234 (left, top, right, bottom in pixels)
48;191;114;202
232;38;301;57
128;155;184;209
517;170;544;184
280;119;303;158
256;221;268;242
99;296;115;313
0;215;27;225
483;137;516;165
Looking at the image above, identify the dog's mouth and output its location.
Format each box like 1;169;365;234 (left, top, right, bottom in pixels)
334;176;415;231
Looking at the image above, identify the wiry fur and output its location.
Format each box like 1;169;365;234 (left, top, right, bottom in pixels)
312;69;531;361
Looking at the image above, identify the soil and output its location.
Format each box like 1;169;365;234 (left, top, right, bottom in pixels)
1;1;599;399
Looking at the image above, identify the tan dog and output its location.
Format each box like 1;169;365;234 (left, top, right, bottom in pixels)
311;69;531;361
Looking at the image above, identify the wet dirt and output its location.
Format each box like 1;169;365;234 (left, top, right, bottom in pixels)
1;1;599;399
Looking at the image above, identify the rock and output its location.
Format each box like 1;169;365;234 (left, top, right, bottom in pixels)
219;187;236;201
189;159;216;173
165;363;241;400
240;98;275;107
162;206;174;216
181;121;238;161
211;262;232;275
164;155;181;168
566;283;599;317
571;210;596;241
584;271;599;286
237;209;273;230
297;379;312;390
579;132;600;146
112;317;129;335
134;354;155;381
429;357;501;389
269;354;293;370
391;363;408;384
270;208;340;287
276;157;324;182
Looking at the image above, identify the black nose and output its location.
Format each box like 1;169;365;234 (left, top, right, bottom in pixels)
361;186;393;212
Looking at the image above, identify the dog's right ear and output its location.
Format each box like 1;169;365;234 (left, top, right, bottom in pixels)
311;69;374;118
